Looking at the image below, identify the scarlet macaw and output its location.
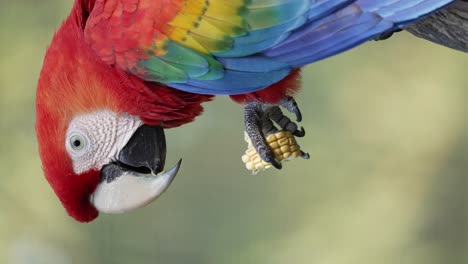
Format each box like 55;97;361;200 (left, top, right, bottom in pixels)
36;0;456;222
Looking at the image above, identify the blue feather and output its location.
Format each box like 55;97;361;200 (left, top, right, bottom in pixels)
169;67;291;95
307;0;355;21
246;0;310;30
218;57;290;72
264;0;455;66
213;16;307;57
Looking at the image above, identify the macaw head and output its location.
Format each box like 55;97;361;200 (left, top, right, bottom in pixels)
36;5;211;222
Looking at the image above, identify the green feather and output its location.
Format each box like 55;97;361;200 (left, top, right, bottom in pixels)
139;40;224;83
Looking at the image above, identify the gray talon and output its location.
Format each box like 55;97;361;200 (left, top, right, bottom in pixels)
260;148;282;169
269;106;301;135
280;96;302;122
270;159;282;169
293;127;305;137
293;109;302;122
301;151;310;159
262;150;282;169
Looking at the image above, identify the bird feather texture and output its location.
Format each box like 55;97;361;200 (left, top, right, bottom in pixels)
85;0;455;94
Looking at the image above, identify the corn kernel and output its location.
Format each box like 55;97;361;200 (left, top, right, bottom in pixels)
273;148;283;156
278;138;289;146
276;131;287;138
242;130;305;173
266;134;277;143
270;142;279;149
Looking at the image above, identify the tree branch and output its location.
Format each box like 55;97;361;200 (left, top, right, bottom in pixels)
406;1;468;53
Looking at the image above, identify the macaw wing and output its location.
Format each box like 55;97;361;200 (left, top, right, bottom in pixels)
84;0;454;95
84;0;314;94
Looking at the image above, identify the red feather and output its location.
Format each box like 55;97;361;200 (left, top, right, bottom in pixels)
85;0;183;69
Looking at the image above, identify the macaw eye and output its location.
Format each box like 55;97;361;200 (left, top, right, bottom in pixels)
66;131;90;156
70;135;86;151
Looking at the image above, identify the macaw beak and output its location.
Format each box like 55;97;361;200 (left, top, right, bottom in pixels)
90;125;181;214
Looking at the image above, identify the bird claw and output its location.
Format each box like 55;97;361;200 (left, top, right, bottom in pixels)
267;155;283;170
244;96;307;169
280;96;302;122
293;127;306;137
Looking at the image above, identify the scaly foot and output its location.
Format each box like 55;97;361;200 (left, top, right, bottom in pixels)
244;96;310;169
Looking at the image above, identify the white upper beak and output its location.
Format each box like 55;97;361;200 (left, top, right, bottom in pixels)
90;160;182;214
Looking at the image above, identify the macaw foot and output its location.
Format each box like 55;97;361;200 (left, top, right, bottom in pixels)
374;28;403;41
244;96;310;170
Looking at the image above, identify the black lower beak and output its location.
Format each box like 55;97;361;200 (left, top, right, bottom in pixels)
101;125;166;182
118;124;166;173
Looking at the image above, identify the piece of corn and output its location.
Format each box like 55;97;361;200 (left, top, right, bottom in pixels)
242;131;302;174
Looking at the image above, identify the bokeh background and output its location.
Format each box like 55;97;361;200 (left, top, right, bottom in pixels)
1;1;468;263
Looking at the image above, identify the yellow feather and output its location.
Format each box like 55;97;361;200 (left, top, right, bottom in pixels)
181;0;206;15
163;27;209;53
192;18;232;40
202;16;247;35
188;33;232;52
205;2;243;17
164;0;249;53
167;13;201;30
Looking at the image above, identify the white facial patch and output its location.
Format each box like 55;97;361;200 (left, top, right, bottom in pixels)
65;110;142;174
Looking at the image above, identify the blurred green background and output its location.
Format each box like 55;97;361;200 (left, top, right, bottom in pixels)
1;1;468;263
